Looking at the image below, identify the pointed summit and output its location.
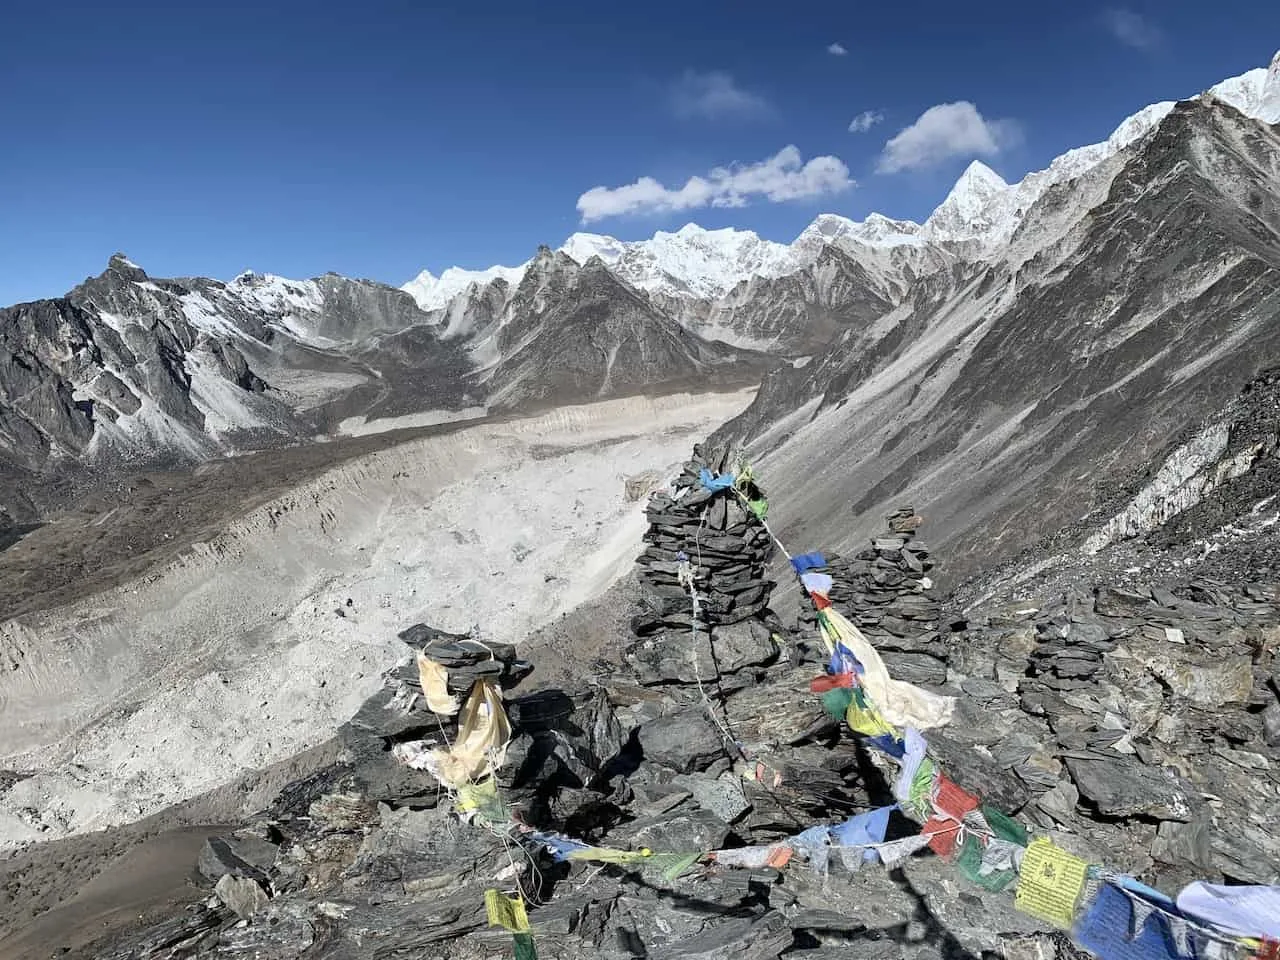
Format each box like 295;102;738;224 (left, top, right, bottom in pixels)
107;252;147;281
921;161;1014;244
942;161;1010;212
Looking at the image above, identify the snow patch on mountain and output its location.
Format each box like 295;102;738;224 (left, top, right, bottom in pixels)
559;223;796;300
231;272;323;317
1209;49;1280;124
402;263;527;312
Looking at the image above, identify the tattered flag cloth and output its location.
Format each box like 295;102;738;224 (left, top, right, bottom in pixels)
1177;883;1280;940
456;779;508;824
830;804;895;869
815;607;955;730
877;833;934;868
528;831;591;861
1069;880;1236;960
698;467;736;491
565;846;656;865
893;728;931;815
712;845;794;869
1015;837;1090;929
416;652;461;716
427;678;512;789
485;889;530;932
920;775;980;858
800;571;834;597
956;805;1028;892
789;552;828;574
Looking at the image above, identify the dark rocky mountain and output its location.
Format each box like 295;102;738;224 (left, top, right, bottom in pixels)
714;97;1280;589
475;248;772;410
0;252;774;535
648;243;908;357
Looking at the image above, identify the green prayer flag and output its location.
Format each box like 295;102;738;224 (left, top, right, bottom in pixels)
513;932;538;960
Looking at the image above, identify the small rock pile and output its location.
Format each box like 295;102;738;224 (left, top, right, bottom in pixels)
799;507;949;686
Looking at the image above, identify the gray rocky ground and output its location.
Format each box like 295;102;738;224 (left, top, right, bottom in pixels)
7;443;1274;960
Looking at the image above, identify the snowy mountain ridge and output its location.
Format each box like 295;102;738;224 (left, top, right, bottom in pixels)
400;50;1280;311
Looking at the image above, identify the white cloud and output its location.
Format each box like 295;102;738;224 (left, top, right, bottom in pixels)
827;42;848;56
576;146;854;223
669;70;771;120
876;101;1019;173
1101;8;1163;50
849;109;884;133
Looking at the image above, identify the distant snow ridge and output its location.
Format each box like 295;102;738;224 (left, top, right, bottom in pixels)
401;51;1280;312
403;263;528;312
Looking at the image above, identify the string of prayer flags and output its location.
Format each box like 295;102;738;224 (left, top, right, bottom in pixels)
1068;879;1248;960
814;606;955;730
1015;837;1091;929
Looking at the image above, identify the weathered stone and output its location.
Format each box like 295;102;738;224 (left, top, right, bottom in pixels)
675;773;751;823
881;651;948;685
613;808;733;855
1151;816;1214;871
648;911;793;960
709;620;779;673
639;712;724;772
214;873;270;921
1263;702;1280;747
308;792;380;831
1138;651;1254;706
1063;754;1197;821
1035;780;1079;822
198;837;267;883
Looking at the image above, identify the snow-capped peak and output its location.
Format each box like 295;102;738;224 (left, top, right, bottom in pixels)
403;262;528;312
559;231;629;267
1207;48;1280;124
921;161;1013;242
399;50;1280;311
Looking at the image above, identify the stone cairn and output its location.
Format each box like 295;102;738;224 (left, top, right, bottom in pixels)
797;506;950;686
625;442;784;690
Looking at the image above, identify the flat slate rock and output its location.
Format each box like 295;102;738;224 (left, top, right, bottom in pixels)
1062;753;1198;821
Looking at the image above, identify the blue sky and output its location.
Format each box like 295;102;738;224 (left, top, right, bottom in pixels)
1;0;1277;304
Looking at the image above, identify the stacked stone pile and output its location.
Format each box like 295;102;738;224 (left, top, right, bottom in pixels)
626;443;782;689
799;506;949;685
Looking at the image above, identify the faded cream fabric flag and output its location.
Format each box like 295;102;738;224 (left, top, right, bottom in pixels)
417;652;460;716
430;679;512;788
817;608;954;730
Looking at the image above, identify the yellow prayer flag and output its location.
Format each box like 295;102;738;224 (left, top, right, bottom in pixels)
484;889;530;932
565;846;654;865
1014;837;1090;929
